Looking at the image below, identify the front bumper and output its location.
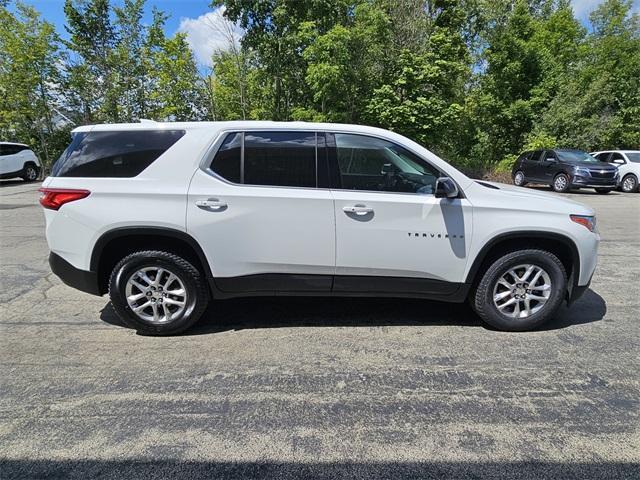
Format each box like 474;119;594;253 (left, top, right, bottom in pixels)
49;252;102;296
571;174;617;188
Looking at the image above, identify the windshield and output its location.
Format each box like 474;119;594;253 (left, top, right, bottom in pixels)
556;150;599;163
626;152;640;163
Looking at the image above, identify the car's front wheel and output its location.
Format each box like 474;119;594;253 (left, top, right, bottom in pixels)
109;250;210;335
513;171;527;187
621;174;638;193
471;249;567;331
552;173;570;193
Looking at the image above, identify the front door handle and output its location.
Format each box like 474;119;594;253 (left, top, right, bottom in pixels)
195;198;227;211
343;205;374;215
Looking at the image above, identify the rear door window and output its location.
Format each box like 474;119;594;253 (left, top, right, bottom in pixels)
52;130;185;177
209;131;318;188
243;131;317;188
210;133;242;183
529;150;544;162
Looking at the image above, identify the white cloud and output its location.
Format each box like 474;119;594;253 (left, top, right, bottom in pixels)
177;7;244;67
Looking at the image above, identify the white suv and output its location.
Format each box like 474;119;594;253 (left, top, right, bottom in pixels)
40;121;599;335
591;150;640;193
0;142;41;181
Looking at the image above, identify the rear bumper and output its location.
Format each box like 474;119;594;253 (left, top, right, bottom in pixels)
49;252;102;296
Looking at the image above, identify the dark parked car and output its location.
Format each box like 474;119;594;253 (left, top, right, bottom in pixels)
512;149;618;194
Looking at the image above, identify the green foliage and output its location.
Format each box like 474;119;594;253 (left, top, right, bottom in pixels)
0;2;61;164
1;0;639;174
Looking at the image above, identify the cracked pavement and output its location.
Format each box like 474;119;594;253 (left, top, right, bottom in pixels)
0;180;638;479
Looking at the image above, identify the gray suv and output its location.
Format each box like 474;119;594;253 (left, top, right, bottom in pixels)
512;149;618;194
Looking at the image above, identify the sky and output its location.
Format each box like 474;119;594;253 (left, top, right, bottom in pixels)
13;0;640;68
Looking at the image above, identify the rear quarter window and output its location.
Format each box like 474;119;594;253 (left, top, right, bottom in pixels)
52;130;185;177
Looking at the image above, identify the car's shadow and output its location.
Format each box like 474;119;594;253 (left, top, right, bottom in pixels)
100;289;607;336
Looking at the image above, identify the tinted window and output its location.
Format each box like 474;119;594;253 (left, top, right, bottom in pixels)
529;150;544;162
335;133;440;194
211;132;241;183
595;152;611;162
626;152;640;163
0;144;26;156
518;151;532;162
609;152;625;164
52;130;185;177
244;131;316;188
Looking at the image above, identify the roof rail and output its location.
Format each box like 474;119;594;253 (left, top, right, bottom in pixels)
139;119;157;124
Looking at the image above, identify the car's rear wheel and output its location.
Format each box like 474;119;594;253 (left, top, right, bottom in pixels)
552;173;570;193
471;249;567;331
621;174;638;193
513;171;527;187
595;188;612;194
21;164;38;182
109;250;209;335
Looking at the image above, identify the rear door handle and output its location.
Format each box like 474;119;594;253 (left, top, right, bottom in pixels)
343;205;374;215
195;198;227;210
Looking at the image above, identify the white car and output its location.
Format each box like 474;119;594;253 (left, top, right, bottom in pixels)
40;121;599;335
0;142;41;181
591;150;640;193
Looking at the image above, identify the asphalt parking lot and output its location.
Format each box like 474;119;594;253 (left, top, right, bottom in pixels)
1;180;638;479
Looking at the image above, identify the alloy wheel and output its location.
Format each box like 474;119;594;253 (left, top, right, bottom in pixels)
554;175;567;191
622;176;637;193
125;267;187;323
514;172;525;186
493;264;552;319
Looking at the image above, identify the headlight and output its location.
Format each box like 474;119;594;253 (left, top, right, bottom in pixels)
570;214;596;232
573;166;591;176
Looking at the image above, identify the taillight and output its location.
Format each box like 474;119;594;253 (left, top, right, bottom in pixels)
570;214;596;232
38;188;90;210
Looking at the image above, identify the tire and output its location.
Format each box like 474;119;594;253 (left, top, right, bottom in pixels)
621;174;638;193
471;249;567;331
552;173;570;193
21;164;38;182
595;188;612;194
513;171;527;187
109;250;209;335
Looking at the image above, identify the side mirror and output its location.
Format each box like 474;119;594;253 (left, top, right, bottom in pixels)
435;177;459;199
614;159;625;165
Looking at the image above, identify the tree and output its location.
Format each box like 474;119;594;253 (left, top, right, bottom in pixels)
213;0;353;120
372;0;469;156
303;3;390;122
150;33;206;121
0;2;62;165
63;0;118;123
538;0;640;149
